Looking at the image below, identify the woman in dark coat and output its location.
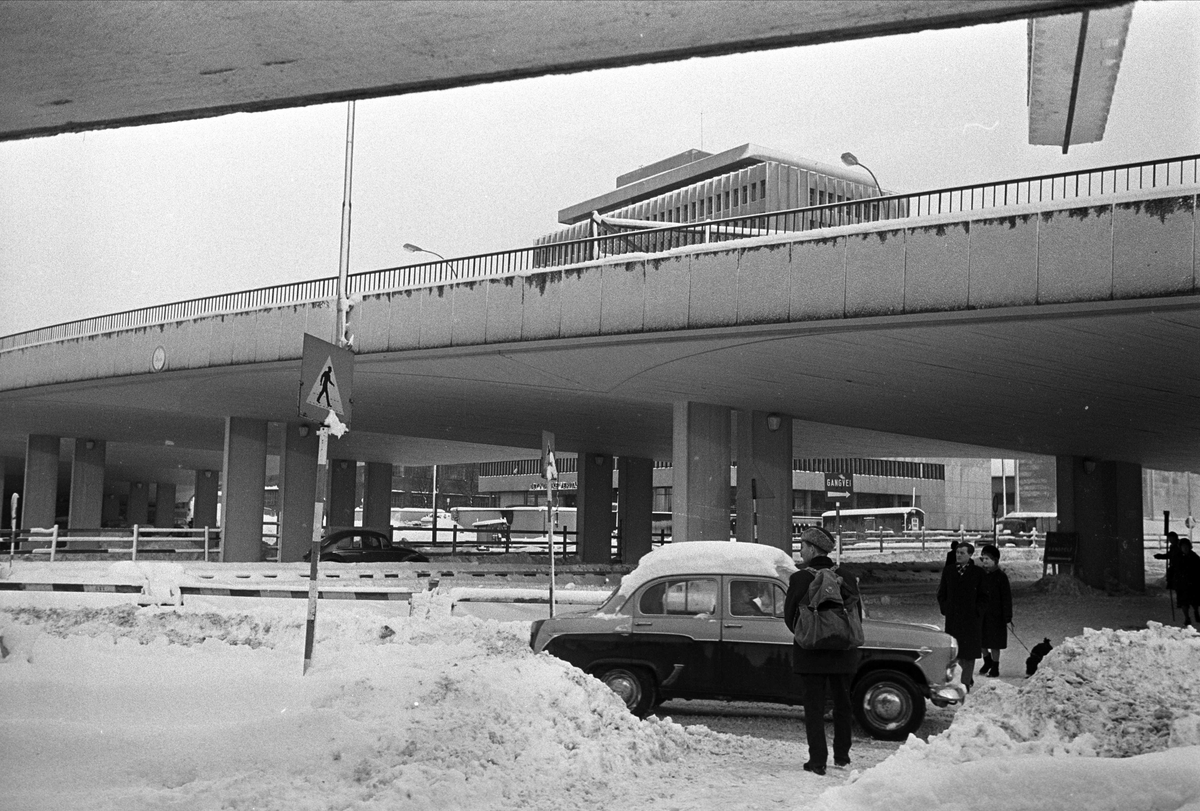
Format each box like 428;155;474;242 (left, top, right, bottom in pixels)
977;544;1013;676
936;541;985;691
785;527;862;776
1176;538;1200;627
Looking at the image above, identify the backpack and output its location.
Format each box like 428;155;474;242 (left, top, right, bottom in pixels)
793;567;865;651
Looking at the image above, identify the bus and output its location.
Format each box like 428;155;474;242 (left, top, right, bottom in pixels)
820;506;925;536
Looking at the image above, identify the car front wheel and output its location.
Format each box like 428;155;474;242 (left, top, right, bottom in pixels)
852;669;925;740
594;666;656;717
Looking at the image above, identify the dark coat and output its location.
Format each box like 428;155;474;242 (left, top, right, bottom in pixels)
784;556;862;675
1177;549;1200;607
936;559;985;659
979;568;1013;649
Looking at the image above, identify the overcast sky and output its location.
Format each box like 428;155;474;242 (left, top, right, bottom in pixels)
2;1;1197;338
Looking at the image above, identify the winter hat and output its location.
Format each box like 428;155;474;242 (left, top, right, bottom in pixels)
800;526;836;554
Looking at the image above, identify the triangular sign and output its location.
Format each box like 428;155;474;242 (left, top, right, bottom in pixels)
305;357;345;415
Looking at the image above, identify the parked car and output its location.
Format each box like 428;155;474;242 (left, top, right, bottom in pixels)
529;541;964;740
303;527;429;563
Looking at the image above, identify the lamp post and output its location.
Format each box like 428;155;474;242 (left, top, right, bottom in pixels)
403;242;455;279
840;152;882;195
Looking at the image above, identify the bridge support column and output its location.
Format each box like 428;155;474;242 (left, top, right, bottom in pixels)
126;480;150;526
278;423;318;562
102;489;121;526
328;459;358;528
1056;456;1145;592
672;402;731;543
154;482;176;527
21;434;59;528
68;438;105;529
193;469;219;531
221;417;267;562
577;452;615;563
734;411;793;554
363;463;393;534
617;456;654;564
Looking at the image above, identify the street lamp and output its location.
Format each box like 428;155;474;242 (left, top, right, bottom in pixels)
840;152;882;195
403;243;456;279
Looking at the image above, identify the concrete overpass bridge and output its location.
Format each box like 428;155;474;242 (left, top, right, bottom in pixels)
2;154;1198;593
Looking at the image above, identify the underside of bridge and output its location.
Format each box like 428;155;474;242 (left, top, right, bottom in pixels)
0;0;1168;591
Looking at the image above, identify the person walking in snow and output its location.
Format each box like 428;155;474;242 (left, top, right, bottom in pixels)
1156;532;1184;621
936;541;986;691
1175;537;1200;627
785;527;862;776
977;544;1012;677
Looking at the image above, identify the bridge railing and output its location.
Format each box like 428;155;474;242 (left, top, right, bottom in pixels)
3;153;1197;353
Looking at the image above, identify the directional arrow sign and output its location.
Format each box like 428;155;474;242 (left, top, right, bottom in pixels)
825;472;854;500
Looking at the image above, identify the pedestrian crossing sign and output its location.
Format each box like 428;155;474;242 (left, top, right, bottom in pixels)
299;333;354;426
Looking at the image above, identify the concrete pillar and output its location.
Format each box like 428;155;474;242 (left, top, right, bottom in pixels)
577;452;615;563
328;459;357;528
1056;456;1145;592
102;489;121;527
278;422;318;562
734;411;794;554
672;401;731;542
221;417;267;562
154;482;177;527
67;438;106;529
617;456;654;564
363;462;394;534
127;481;150;526
193;469;220;530
22;434;60;528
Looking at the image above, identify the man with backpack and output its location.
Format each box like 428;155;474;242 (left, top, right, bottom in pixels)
784;526;863;776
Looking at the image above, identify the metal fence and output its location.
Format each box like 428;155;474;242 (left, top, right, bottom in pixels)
4;153;1197;354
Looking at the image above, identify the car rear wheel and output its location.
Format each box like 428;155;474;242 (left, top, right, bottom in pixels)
852;669;925;740
594;666;656;717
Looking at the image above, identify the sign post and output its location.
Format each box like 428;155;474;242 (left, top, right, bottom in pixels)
824;472;854;564
542;431;557;618
299;334;354;674
8;493;17;567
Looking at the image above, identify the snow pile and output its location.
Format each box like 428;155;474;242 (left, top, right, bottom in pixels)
813;623;1200;811
0;603;724;811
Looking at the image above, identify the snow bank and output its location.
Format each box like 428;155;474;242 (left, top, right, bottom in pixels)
0;603;724;811
813;623;1200;811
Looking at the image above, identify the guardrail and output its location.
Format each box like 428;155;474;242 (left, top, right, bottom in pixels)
4;526;220;562
3;153;1196;354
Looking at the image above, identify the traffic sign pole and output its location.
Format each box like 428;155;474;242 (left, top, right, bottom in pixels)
303;427;329;674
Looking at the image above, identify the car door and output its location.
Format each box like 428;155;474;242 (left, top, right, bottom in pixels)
630;576;722;696
718;577;801;701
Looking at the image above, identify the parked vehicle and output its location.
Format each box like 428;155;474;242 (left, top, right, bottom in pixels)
529;541;964;740
303;527;429;563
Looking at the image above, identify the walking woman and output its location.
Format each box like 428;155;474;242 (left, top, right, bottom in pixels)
978;544;1013;677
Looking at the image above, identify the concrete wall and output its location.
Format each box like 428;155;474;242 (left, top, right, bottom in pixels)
3;190;1195;392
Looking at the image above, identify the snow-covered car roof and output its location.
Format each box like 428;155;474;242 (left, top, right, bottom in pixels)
613;541;798;601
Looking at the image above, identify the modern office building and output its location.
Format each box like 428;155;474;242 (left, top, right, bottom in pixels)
534;143;901;265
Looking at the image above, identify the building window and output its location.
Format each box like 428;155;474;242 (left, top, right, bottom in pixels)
716;194;722;212
733;188;739;207
809;189;816;206
724;191;730;210
750;184;757;202
743;185;749;205
706;197;712;216
690;202;697;220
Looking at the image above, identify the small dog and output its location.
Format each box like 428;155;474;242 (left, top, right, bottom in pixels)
1025;637;1053;676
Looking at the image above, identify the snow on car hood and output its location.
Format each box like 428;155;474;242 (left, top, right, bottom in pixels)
612;541;798;602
